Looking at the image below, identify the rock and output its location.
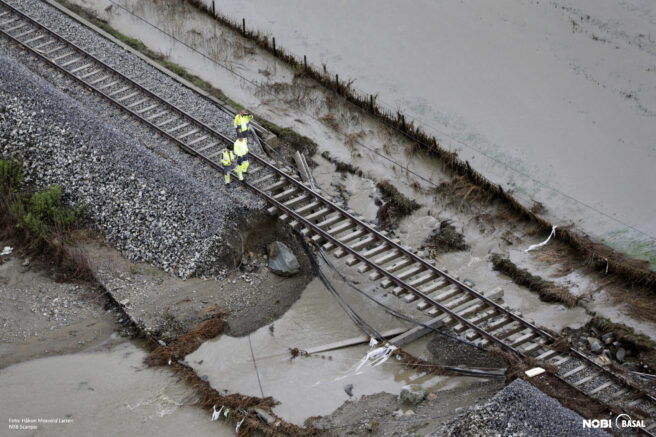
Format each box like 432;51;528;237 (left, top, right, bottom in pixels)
603;349;612;360
404;409;415;416
344;384;353;397
455;407;465;415
253;407;275;424
616;347;626;362
587;337;602;354
119;298;130;306
22;258;30;267
602;332;614;344
399;385;425;405
267;242;300;277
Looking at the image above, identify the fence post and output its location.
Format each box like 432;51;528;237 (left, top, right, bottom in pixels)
304;55;307;70
370;95;374;110
212;0;215;16
242;18;246;34
335;74;339;88
273;37;276;55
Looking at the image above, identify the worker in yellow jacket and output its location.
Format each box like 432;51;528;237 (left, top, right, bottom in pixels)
233;133;249;180
234;109;253;137
220;142;236;185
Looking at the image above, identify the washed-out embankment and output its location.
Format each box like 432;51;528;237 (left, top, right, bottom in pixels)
183;0;656;292
0;42;319;435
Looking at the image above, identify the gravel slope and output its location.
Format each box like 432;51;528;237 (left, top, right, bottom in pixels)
433;379;611;437
0;47;261;278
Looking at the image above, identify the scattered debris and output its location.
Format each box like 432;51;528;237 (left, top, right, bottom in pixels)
525;367;545;378
145;316;225;366
289;347;309;359
422;219;469;253
524;225;557;253
354;342;397;372
489;254;578;307
376;180;420;227
0;246;11;256
343;384;353;397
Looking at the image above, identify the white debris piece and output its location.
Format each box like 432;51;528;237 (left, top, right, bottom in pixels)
1;246;12;256
524;225;557;253
211;405;223;421
235;417;245;433
525;367;545;377
355;343;398;372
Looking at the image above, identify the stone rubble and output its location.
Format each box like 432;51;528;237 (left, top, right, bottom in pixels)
0;50;262;278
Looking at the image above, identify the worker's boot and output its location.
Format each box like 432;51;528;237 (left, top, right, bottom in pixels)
242;161;249;174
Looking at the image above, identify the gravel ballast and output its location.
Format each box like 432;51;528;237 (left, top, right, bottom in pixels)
0;47;263;278
433;379;611;437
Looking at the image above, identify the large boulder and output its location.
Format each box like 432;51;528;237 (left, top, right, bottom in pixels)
267;242;300;277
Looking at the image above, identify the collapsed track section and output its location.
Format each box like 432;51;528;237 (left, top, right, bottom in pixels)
0;1;653;433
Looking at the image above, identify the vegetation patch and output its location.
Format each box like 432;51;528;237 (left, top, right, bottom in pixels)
320;150;363;177
0;158;91;280
489;253;578;307
376;180;421;227
423;219;469;254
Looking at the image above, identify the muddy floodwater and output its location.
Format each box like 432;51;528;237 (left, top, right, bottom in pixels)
189;266;490;425
0;339;232;436
206;0;656;266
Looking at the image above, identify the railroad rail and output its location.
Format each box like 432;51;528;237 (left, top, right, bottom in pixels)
0;1;654;433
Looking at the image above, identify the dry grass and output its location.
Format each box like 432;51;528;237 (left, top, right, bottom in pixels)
489;254;578;307
320;151;363;177
319;112;339;130
145;316;225;366
376;180;421;227
422;219;469;254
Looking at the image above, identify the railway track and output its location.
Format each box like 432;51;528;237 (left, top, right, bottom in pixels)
1;1;654;433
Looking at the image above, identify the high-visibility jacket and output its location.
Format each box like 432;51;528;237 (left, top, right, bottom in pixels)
234;114;252;133
220;149;235;166
233;138;248;157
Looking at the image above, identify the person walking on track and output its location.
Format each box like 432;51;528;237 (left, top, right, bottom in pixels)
233;133;249;180
220;142;236;185
234;109;252;138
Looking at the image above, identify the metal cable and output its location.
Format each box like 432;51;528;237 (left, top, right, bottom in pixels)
312;242;489;352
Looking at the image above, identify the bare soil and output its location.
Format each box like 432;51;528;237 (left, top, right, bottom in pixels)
83;216;314;340
0;251;118;369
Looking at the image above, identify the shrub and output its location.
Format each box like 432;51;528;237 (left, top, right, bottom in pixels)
0;158;23;191
20;185;85;236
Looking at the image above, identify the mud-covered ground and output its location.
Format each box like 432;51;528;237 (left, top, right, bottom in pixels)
0;250;118;369
84;220;314;339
